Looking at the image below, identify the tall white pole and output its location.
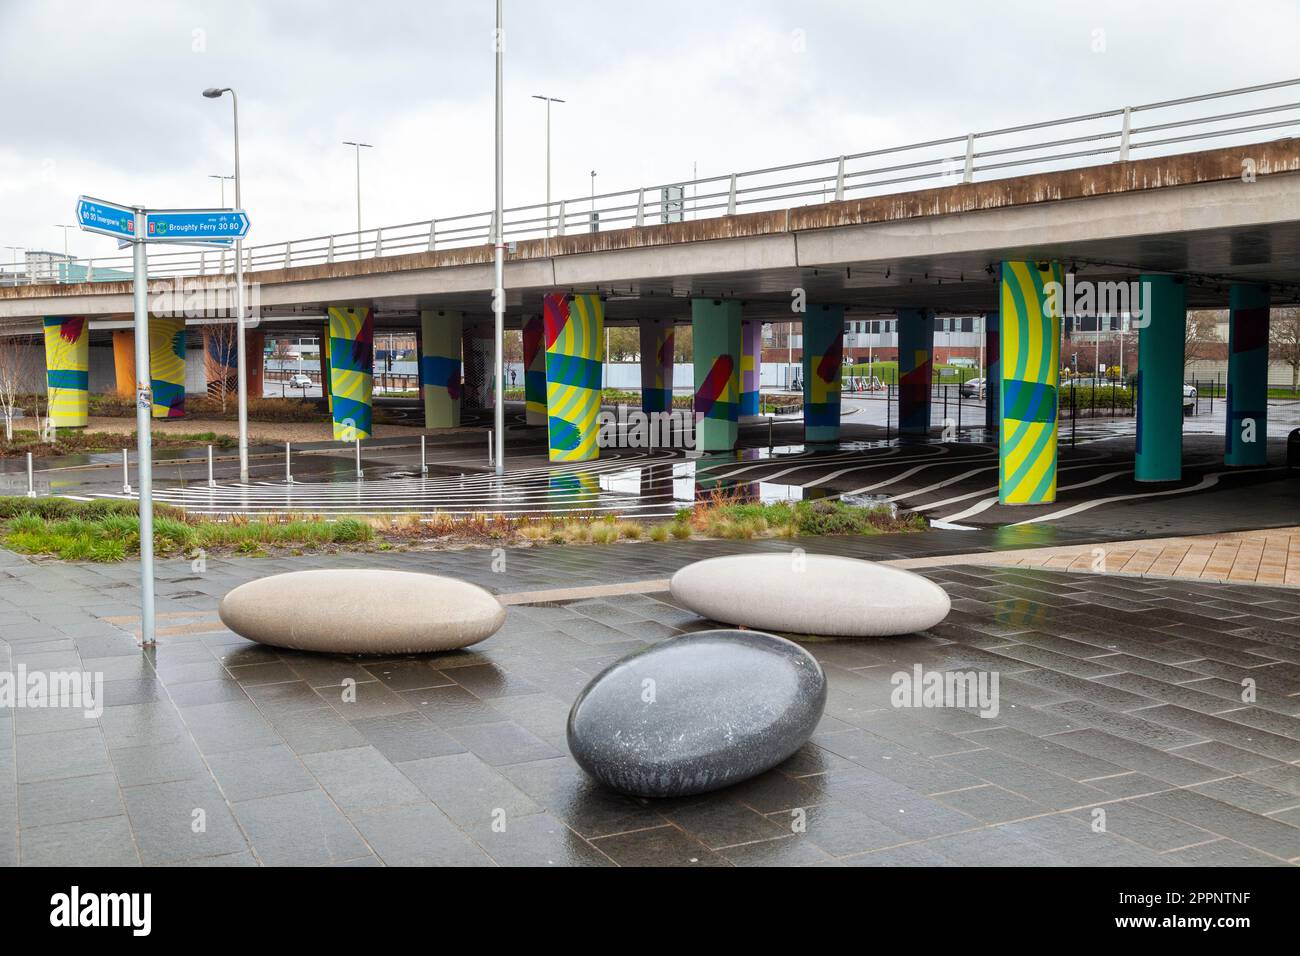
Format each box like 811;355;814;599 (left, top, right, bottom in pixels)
355;145;362;241
231;91;250;483
131;208;155;647
545;99;551;238
492;0;505;476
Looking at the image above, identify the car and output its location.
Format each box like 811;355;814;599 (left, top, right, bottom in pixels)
959;377;986;399
1183;383;1197;415
288;374;313;389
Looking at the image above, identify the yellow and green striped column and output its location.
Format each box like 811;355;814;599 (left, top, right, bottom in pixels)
523;314;548;425
998;261;1062;504
691;299;741;452
639;318;674;415
420;309;462;428
328;306;374;440
1225;283;1269;467
149;317;187;418
42;316;89;428
1135;275;1187;481
544;293;604;462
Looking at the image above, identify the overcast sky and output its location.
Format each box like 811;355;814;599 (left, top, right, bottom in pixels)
3;0;1298;261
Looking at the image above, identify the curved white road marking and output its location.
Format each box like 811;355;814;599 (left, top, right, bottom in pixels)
938;469;1130;524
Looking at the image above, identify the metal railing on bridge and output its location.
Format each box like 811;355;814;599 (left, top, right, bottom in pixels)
8;77;1300;288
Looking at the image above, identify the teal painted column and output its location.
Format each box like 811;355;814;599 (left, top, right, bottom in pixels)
691;298;741;451
1135;274;1187;481
983;310;999;436
801;304;844;443
639;318;674;414
897;308;934;435
1225;283;1270;467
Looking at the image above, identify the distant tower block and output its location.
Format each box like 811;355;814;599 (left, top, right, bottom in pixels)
740;318;762;416
149;317;187;418
544;292;604;462
522;314;547;425
639;318;674;414
420;309;463;428
802;305;844;443
328;305;375;440
43;316;89;428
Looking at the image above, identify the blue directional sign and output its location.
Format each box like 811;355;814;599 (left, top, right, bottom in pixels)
145;209;250;245
76;196;137;241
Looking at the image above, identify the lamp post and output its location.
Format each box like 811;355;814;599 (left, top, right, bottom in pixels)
530;95;564;242
202;86;250;482
492;0;505;476
342;141;373;257
4;246;22;287
208;174;235;207
589;169;597;232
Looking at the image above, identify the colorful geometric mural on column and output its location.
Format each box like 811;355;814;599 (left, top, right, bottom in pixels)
897;308;934;435
111;330;135;397
802;304;844;443
42;316;89;428
1135;274;1187;482
740;318;762;416
998;260;1062;504
983;310;1000;436
691;298;741;452
544;292;604;462
420;309;462;428
149;317;187;418
1225;283;1269;467
328;306;374;440
522;314;548;425
461;324;494;411
639;318;674;415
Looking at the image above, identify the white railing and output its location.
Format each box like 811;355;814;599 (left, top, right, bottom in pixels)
12;77;1300;287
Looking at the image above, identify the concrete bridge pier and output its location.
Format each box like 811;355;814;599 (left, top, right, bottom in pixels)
1225;283;1270;467
419;308;463;429
691;298;742;452
522;313;547;425
802;303;844;444
740;318;762;417
638;317;674;415
998;260;1062;504
983;310;1000;437
148;317;186;419
897;308;934;436
461;322;494;412
327;305;374;441
544;292;604;462
42;316;89;428
1135;274;1187;482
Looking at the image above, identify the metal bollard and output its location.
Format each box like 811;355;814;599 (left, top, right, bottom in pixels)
355;439;363;480
26;452;36;498
420;434;428;476
122;447;132;495
285;441;293;484
488;430;494;468
207;444;216;488
768;416;774;450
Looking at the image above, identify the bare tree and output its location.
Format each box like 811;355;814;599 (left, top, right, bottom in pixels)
1270;307;1300;393
0;333;37;442
204;319;239;411
1184;310;1224;371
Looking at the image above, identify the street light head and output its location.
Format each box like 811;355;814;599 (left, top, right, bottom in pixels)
202;87;227;99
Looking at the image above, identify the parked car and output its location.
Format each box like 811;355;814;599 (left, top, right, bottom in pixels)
289;373;313;389
959;377;987;399
1183;383;1197;414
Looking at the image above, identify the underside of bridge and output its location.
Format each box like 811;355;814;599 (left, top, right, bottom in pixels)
5;138;1300;508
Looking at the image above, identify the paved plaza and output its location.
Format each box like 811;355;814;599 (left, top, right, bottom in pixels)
2;526;1299;867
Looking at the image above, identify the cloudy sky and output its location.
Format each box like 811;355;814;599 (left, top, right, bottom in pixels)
3;0;1297;261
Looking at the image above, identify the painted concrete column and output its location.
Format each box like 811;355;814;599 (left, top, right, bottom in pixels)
461;323;494;411
639;318;675;415
419;308;462;428
740;318;762;417
247;330;265;400
328;305;374;440
1225;283;1270;467
111;330;135;398
691;298;741;452
998;261;1063;504
317;321;332;411
983;310;1000;436
802;304;844;443
1135;274;1187;481
42;317;88;428
522;314;547;425
897;308;934;435
149;318;187;418
544;292;604;462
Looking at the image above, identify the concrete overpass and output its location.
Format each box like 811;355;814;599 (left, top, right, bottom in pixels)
4;78;1299;504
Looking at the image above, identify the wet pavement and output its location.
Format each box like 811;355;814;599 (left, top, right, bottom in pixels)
1;535;1298;866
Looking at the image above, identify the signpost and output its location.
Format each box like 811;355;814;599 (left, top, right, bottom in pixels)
76;195;250;647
